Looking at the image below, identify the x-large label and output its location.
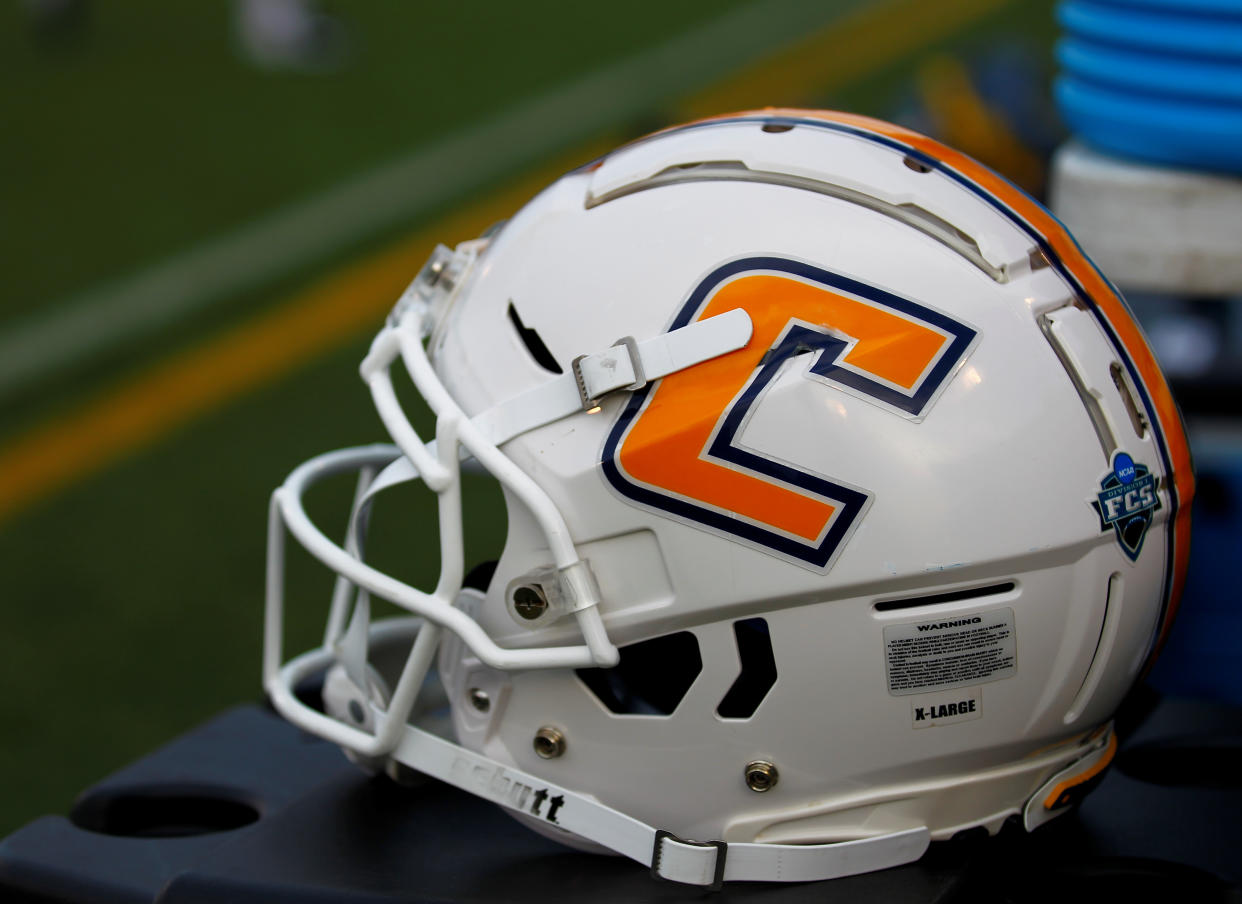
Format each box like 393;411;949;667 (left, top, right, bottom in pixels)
602;258;977;570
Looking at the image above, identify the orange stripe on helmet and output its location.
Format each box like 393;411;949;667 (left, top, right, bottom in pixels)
1043;731;1118;811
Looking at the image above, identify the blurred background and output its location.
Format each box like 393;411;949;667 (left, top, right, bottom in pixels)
1;0;1238;839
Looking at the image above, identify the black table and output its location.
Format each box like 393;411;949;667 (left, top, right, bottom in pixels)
2;692;1239;902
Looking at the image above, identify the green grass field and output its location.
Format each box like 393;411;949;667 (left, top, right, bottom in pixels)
0;0;1058;835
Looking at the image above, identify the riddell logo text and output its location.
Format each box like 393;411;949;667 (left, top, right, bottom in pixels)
916;617;982;632
451;758;565;824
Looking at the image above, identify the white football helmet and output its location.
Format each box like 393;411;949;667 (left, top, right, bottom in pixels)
264;109;1194;888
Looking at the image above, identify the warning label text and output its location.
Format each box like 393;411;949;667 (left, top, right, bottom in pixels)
883;608;1016;696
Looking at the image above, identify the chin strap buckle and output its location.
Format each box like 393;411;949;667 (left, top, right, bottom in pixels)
651;830;728;891
572;335;647;411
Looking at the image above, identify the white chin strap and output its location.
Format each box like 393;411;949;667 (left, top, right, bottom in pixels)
394;704;931;889
271;636;930;890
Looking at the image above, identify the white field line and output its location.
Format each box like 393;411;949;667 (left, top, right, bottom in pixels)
0;0;865;404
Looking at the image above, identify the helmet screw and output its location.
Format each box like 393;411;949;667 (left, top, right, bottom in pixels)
513;585;549;620
468;687;490;713
533;726;566;759
745;761;779;792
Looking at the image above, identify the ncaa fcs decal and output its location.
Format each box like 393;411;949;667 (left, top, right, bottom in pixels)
1092;452;1161;561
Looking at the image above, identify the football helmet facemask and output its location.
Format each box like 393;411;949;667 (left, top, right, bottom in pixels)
263;110;1193;888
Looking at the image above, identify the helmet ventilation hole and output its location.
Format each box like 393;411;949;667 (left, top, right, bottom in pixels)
716;618;778;719
874;581;1016;612
1065;573;1122;725
1109;362;1149;439
507;301;563;374
576;632;702;715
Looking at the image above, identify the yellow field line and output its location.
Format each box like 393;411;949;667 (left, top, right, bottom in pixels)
0;145;611;526
0;0;1015;528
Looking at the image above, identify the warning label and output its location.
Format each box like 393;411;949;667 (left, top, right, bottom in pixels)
883;608;1016;697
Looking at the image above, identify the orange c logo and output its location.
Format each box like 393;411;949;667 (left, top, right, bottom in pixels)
602;258;977;569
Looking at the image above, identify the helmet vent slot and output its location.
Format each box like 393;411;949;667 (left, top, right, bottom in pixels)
874;581;1015;612
585;164;1003;281
576;631;701;716
716;618;778;720
507;301;563;374
1109;362;1149;439
1065;573;1122;725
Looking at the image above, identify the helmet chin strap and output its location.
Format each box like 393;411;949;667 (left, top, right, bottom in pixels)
270;621;932;888
276;608;1114;890
377;698;1114;887
382;708;932;889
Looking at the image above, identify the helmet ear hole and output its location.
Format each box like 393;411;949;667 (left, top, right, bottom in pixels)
577;632;702;716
